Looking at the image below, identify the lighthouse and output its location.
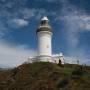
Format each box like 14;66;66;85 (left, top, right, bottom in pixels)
28;16;64;64
36;16;53;62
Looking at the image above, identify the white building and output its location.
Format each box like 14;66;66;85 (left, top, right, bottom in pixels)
28;16;64;64
36;16;52;62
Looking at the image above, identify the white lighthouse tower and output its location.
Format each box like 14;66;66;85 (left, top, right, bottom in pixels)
36;16;52;62
28;16;64;64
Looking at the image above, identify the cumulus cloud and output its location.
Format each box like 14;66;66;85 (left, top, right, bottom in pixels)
0;0;29;37
0;0;49;30
79;15;90;30
21;8;47;20
67;13;90;47
60;13;90;31
64;47;90;65
54;0;90;65
22;8;37;19
56;1;90;48
0;1;47;67
64;56;90;65
0;41;37;68
9;18;29;28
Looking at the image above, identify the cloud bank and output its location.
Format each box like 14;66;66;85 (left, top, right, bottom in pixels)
55;0;90;64
9;18;29;28
0;41;37;68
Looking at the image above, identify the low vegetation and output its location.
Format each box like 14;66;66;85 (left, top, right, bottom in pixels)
0;62;90;90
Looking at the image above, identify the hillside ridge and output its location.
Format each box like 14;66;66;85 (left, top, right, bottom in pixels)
0;62;90;90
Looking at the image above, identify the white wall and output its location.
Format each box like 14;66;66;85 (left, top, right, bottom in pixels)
37;31;52;56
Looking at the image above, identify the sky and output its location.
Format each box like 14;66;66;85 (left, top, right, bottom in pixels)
0;0;90;67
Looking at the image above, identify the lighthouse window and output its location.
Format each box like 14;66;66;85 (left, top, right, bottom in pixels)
41;21;46;25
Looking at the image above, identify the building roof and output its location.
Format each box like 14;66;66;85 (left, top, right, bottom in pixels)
41;16;49;21
36;16;52;33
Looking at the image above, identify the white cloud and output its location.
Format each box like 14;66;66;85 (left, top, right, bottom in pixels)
21;8;46;20
68;13;90;46
53;0;90;65
56;4;90;47
13;19;28;27
65;56;90;65
21;8;37;19
9;18;29;28
64;45;90;65
64;56;78;64
0;42;37;68
61;14;90;31
79;15;90;30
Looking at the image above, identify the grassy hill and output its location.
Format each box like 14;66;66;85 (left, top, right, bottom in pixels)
0;62;90;90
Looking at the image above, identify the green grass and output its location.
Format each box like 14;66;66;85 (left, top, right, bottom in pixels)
0;62;90;90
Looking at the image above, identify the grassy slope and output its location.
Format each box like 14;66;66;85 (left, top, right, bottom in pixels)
0;62;90;90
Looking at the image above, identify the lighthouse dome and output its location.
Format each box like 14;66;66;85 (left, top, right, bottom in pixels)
36;16;52;33
41;16;49;21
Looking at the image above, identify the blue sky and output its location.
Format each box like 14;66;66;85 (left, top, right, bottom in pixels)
0;0;90;67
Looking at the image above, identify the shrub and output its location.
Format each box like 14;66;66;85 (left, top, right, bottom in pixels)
72;68;83;76
57;78;69;88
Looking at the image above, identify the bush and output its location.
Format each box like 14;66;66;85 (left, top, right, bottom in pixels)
72;68;83;76
57;78;69;88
